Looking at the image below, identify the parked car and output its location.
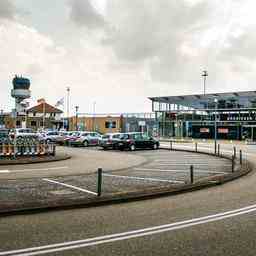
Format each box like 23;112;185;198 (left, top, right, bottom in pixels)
0;128;9;143
39;131;63;144
69;131;102;147
9;128;37;139
100;133;122;150
64;131;82;145
117;132;159;151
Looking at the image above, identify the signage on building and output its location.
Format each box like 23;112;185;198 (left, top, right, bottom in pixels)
200;128;210;133
218;128;229;134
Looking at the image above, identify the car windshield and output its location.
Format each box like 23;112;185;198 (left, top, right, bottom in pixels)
102;135;110;139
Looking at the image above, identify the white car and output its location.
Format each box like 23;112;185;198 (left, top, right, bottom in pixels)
9;128;37;139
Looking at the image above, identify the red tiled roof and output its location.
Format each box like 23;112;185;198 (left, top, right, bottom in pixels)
27;102;63;114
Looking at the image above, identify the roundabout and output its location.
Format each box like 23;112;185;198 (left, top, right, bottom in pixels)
0;142;255;256
0;144;250;214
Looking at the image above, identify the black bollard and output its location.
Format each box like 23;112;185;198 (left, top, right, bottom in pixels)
190;165;194;184
97;168;103;196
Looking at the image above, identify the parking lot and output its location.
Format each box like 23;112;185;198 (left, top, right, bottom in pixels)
0;148;231;212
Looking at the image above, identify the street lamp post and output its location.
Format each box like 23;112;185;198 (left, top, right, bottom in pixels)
214;98;218;155
66;87;70;131
202;70;208;95
93;101;96;131
75;106;79;131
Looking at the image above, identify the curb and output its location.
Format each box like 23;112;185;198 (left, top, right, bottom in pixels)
0;148;252;216
0;154;71;165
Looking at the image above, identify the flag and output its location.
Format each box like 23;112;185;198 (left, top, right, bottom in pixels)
37;98;46;104
55;97;64;107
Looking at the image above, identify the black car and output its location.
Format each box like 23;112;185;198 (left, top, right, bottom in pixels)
117;132;159;151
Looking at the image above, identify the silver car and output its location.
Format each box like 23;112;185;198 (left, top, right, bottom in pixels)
70;131;102;147
100;133;122;150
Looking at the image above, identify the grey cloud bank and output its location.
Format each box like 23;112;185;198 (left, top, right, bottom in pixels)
0;0;15;19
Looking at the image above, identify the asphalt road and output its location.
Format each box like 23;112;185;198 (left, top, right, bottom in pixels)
0;142;255;256
0;146;146;179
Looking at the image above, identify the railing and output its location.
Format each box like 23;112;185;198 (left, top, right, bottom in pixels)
0;138;56;157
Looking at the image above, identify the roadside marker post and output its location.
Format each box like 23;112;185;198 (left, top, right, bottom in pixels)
97;168;103;197
240;150;242;165
232;155;235;173
190;165;194;184
233;147;236;159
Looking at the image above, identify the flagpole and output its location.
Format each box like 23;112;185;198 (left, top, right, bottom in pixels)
43;101;45;130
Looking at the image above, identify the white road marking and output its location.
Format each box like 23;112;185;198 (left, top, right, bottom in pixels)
0;170;10;173
133;168;228;175
149;163;231;167
1;204;256;256
3;166;68;173
103;173;184;184
43;178;97;196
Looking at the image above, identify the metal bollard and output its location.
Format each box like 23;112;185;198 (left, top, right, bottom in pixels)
217;144;220;156
233;146;236;159
52;144;56;156
232;155;235;173
97;168;103;196
190;165;194;184
195;142;197;152
170;140;172;151
240;150;242;165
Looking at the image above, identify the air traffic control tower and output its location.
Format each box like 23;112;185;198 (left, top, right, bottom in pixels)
11;75;31;114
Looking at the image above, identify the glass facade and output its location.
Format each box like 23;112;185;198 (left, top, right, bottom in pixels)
149;91;256;140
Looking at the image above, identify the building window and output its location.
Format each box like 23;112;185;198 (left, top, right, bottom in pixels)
16;120;21;127
105;121;116;129
31;121;37;126
33;113;36;117
40;121;44;127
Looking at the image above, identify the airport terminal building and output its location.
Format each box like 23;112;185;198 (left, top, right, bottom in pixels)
149;91;256;140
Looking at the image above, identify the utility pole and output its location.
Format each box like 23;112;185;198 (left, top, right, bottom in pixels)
214;98;218;154
93;101;96;131
202;70;208;96
75;106;79;131
66;87;70;131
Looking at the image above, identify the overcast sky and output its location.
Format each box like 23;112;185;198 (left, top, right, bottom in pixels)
0;0;255;115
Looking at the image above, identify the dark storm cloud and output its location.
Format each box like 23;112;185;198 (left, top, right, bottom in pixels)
0;0;15;19
68;0;105;29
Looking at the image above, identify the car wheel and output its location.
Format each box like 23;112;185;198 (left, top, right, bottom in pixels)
153;143;158;150
83;140;89;147
130;144;136;151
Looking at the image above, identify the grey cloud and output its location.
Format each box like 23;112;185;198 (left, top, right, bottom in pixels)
221;33;256;62
0;0;15;19
68;0;105;29
103;0;211;84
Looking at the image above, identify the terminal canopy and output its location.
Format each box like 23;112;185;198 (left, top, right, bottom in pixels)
149;91;256;111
